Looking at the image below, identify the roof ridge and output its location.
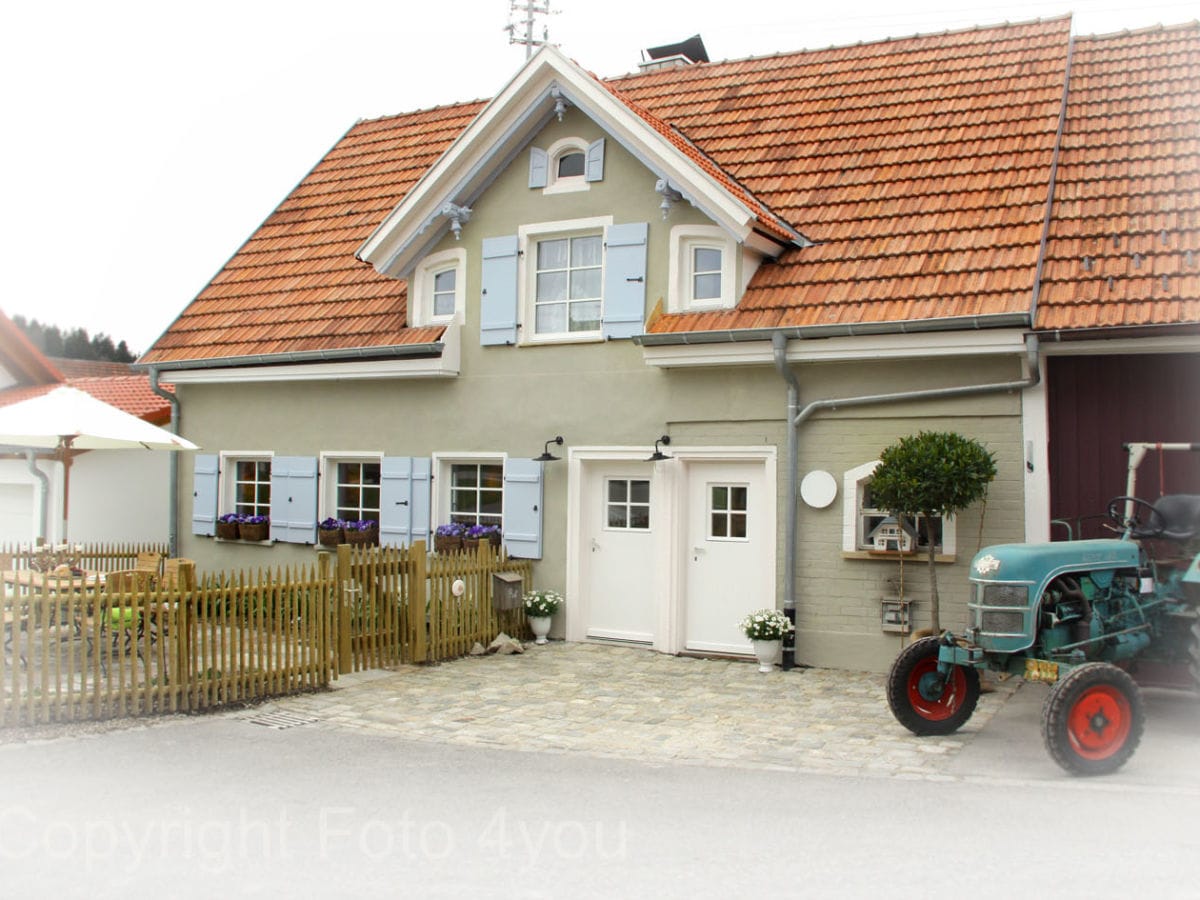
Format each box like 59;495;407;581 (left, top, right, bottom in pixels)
1075;19;1200;41
605;15;1074;86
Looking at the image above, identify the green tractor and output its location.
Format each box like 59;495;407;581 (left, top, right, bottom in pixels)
887;444;1200;775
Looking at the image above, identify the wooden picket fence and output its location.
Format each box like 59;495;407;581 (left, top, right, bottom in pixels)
2;540;533;726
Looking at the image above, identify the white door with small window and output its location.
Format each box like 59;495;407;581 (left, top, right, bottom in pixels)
582;462;657;644
684;461;771;654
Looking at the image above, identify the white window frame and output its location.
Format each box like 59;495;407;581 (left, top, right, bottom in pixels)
320;451;384;523
432;452;508;529
409;248;466;326
218;451;273;518
604;477;651;532
841;460;957;557
518;215;613;344
667;224;737;312
542;137;590;195
707;481;750;542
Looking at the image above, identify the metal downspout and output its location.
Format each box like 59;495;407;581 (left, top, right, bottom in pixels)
148;367;180;557
772;334;1041;666
771;333;801;669
24;449;49;541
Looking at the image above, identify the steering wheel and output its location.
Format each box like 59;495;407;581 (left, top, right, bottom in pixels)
1105;496;1167;537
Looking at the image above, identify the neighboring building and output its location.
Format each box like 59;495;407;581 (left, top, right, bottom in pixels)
0;310;173;545
141;18;1199;671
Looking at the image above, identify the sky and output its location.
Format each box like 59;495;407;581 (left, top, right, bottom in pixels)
2;0;1196;355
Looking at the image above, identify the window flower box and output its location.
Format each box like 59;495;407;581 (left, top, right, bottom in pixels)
216;513;241;540
239;515;270;542
434;523;466;553
344;520;379;546
318;518;344;547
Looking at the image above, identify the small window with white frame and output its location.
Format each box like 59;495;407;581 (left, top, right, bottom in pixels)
434;455;506;527
606;478;650;530
842;460;955;556
322;455;382;523
668;224;737;311
543;137;590;194
409;248;466;326
220;453;272;518
708;483;748;540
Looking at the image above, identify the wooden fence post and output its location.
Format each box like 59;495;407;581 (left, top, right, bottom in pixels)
411;539;427;663
336;545;353;674
174;585;191;712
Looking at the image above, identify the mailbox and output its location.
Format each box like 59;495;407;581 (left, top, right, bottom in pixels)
492;571;524;611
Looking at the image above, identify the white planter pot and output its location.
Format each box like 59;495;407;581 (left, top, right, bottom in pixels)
751;639;781;673
528;615;552;644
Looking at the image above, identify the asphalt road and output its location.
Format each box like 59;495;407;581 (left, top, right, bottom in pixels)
1;691;1197;899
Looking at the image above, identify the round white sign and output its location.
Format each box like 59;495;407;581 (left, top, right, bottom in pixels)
800;470;838;508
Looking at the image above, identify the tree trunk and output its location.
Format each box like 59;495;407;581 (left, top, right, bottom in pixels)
925;515;940;633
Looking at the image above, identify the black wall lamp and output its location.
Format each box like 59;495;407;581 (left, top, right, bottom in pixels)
534;435;565;462
646;435;671;461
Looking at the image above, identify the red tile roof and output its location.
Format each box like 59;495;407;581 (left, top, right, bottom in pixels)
0;378;173;424
143;16;1200;359
1036;23;1200;332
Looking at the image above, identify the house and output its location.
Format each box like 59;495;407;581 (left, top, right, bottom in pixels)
0;309;174;545
140;17;1199;672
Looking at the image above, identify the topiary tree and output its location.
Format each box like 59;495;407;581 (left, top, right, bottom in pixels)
868;431;997;633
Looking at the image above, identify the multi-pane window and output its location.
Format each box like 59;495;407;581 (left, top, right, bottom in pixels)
709;484;748;540
450;463;503;526
432;268;457;318
534;234;603;335
233;459;271;518
692;246;723;301
336;461;381;522
606;479;650;530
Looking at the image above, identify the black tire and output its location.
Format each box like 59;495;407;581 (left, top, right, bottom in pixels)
887;636;981;736
1042;662;1145;776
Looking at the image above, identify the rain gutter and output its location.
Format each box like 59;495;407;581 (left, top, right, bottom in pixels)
771;332;1041;670
148;367;180;557
134;342;446;372
24;449;49;541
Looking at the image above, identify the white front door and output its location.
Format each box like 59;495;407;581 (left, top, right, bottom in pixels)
582;462;657;644
684;461;771;654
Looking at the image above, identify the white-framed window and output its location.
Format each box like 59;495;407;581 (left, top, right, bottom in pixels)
219;452;272;518
606;478;650;530
433;454;507;528
708;483;749;540
667;224;737;312
409;248;466;326
842;460;956;556
321;453;383;523
519;216;613;342
543;138;590;194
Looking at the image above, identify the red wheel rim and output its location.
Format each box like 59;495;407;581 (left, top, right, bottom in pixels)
906;658;967;721
1066;684;1132;760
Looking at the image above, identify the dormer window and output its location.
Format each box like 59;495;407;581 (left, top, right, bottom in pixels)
667;224;739;312
529;138;606;194
410;248;466;326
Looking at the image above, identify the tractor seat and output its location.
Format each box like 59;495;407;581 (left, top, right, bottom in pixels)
1145;494;1200;541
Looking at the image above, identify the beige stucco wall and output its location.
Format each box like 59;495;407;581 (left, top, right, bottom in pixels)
168;107;1028;673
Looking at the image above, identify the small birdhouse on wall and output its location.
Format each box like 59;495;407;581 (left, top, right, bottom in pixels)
868;516;917;553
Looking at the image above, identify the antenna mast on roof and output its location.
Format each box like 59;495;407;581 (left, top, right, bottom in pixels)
505;1;556;60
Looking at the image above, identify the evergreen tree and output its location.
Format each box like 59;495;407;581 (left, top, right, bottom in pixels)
10;315;137;362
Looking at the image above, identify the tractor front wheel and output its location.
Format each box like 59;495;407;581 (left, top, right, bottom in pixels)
1042;662;1145;776
887;636;981;735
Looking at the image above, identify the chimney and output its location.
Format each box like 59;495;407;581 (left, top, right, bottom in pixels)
639;34;709;72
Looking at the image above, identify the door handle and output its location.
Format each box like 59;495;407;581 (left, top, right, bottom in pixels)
591;538;600;552
692;546;706;561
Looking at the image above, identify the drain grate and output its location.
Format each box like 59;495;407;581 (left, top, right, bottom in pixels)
244;710;320;730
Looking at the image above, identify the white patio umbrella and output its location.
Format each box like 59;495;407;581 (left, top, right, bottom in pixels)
0;386;199;540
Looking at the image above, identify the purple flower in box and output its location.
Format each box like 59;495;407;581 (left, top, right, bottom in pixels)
466;524;501;539
243;515;269;526
319;517;343;530
346;519;377;532
435;523;466;537
218;513;243;524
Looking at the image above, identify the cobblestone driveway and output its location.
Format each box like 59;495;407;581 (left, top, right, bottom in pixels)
252;642;1014;779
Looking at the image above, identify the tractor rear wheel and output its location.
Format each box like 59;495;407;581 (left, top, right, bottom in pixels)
887;636;981;735
1042;662;1144;776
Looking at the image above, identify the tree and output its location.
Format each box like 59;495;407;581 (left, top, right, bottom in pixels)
10;315;136;362
868;431;997;633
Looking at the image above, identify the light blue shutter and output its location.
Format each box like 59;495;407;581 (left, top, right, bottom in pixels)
585;138;606;182
191;454;219;536
528;147;548;188
503;458;544;559
269;456;318;544
379;457;431;547
601;222;648;340
480;235;519;346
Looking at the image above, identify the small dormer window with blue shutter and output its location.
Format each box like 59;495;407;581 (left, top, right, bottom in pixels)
532;137;605;195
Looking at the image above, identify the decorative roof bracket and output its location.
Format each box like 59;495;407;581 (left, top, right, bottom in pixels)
440;202;473;240
550;83;570;122
655;178;684;219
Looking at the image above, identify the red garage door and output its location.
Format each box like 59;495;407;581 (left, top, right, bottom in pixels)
1047;354;1200;539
